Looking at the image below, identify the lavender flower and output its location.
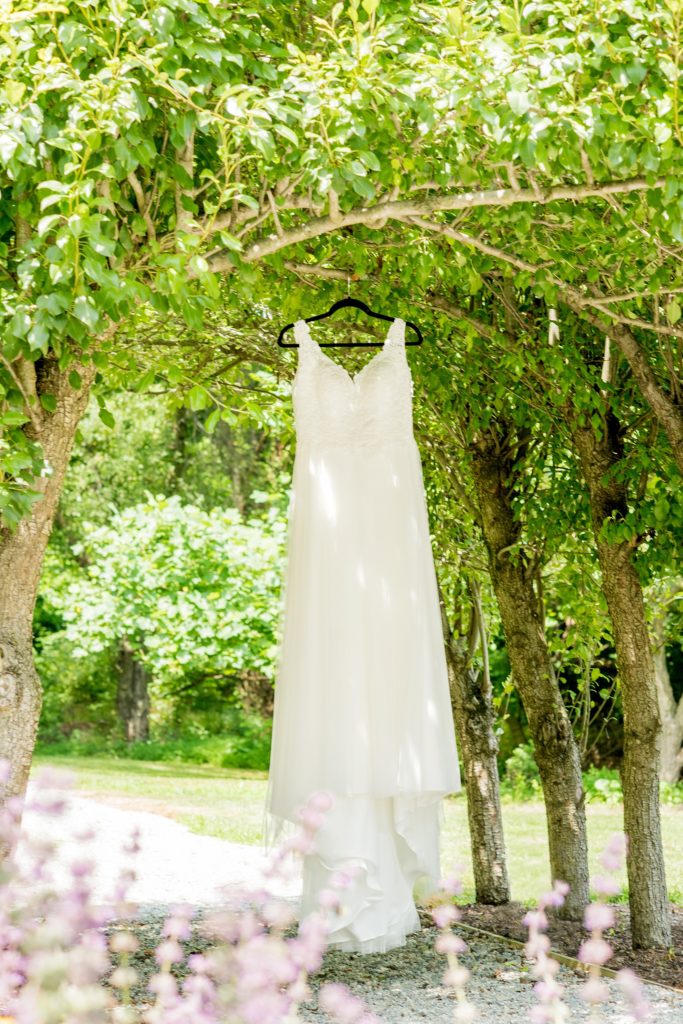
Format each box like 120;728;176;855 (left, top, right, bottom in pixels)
0;762;660;1024
523;880;570;1024
429;870;477;1023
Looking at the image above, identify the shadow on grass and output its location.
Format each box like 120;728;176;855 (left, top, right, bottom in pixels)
31;752;267;783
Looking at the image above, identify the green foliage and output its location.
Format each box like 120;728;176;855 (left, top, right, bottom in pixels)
2;0;681;791
584;766;683;806
33;635;120;741
3;0;683;527
501;744;683;804
500;742;543;800
40;494;287;694
35;707;272;771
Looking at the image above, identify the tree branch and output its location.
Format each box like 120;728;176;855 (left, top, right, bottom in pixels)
0;355;42;431
204;176;666;270
174;131;195;237
127;171;156;242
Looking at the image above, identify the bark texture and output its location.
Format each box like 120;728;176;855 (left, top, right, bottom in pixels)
0;356;95;854
116;639;150;742
573;417;671;948
468;425;589;920
440;580;510;905
651;580;683;785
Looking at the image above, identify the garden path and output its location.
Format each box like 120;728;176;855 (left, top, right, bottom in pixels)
13;783;683;1023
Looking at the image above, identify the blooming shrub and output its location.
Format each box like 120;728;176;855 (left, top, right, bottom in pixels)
0;758;655;1022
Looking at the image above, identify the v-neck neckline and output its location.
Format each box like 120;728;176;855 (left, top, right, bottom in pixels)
294;318;404;386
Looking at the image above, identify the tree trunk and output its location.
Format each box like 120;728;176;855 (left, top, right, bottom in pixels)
116;639;150;742
468;426;589;920
562;300;683;478
572;418;671;948
0;356;95;854
653;630;683;784
651;581;683;784
440;579;510;904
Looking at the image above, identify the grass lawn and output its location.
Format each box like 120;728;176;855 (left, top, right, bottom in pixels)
31;754;683;906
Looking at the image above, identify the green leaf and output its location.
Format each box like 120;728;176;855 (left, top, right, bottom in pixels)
9;310;30;337
37;214;63;236
625;62;647;85
665;299;681;324
4;80;26;104
499;7;518;32
73;296;99;329
189;254;209;275
205;408;221;434
28;322;50;351
218;231;243;252
507;90;530;115
654;123;672;145
92;350;109;370
99;407;116;428
187;384;210;411
1;410;30;426
69;370;82;389
351;176;375;200
273;123;298;145
39;393;57;413
359;150;381;171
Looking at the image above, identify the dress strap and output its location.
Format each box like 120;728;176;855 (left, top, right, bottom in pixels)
385;318;406;348
293;319;316;356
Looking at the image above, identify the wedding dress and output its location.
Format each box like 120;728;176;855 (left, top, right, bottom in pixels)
262;316;461;954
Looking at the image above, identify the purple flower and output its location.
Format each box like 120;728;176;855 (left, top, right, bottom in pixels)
443;964;470;987
318;887;341;910
579;937;613;967
240;989;291;1024
524;933;550;959
431;903;459;928
163;903;195;940
584;902;615;931
306;789;335;813
616;968;653;1020
580;976;610;1004
319;981;368;1023
439;872;464;896
523;909;548;931
261;898;296;929
155;939;184;965
330;868;356;889
296;805;327;831
593;874;621;897
534;977;563;1002
435;932;467;954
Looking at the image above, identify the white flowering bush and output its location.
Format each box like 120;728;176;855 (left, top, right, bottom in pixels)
0;759;655;1022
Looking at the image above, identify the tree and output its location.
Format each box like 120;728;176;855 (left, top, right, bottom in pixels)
440;577;511;907
2;0;683;944
42;496;286;710
651;578;683;783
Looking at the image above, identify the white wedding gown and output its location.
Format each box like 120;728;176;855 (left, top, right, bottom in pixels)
262;317;461;954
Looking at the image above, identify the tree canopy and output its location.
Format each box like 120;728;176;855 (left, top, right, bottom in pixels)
3;0;683;527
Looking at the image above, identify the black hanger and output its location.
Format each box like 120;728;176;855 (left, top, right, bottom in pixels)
277;297;423;348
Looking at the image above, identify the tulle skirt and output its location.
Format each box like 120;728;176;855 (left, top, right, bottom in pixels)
262;436;461;952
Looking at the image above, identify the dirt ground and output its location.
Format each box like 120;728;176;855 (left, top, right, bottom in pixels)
455;901;683;992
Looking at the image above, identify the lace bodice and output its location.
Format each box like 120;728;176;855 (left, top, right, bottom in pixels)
291;318;414;447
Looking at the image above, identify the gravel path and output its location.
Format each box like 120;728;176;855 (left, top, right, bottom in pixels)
17;782;300;906
14;784;683;1023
